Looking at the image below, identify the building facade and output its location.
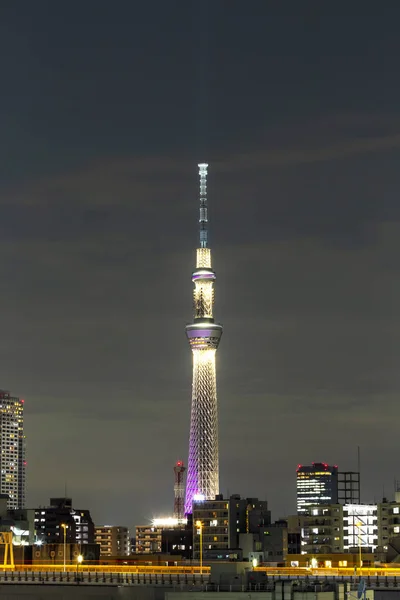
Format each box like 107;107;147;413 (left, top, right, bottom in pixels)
301;504;344;554
95;526;130;556
184;164;223;515
343;504;378;552
192;494;270;559
161;523;193;559
297;499;400;558
299;503;379;555
377;495;400;551
135;525;162;553
34;497;94;545
0;391;26;509
297;463;338;515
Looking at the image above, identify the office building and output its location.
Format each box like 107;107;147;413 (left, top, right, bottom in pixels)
34;497;94;545
297;463;338;514
95;526;130;556
192;494;270;559
0;390;26;509
184;164;223;514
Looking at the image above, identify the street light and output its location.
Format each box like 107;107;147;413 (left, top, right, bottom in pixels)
60;524;68;572
356;520;363;570
76;554;83;584
195;520;203;574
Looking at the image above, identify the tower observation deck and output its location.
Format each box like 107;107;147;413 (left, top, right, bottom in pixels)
184;163;223;515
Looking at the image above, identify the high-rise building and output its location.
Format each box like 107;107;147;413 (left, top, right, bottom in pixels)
0;391;26;509
95;526;130;556
184;164;223;515
296;463;338;514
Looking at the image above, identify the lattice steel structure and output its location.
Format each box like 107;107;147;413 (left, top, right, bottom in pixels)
173;460;186;520
184;163;223;515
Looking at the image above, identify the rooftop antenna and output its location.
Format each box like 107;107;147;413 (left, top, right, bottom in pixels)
198;163;208;248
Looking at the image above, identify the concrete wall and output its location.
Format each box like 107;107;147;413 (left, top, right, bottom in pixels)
167;594;273;600
0;584;165;600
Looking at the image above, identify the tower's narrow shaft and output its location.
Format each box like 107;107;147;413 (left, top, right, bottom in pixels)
184;164;222;515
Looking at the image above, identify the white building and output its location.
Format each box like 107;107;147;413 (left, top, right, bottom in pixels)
0;391;25;509
343;504;378;551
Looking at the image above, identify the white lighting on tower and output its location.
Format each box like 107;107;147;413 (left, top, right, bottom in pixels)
184;164;223;515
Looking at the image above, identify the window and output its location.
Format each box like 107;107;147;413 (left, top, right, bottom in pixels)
394;507;400;514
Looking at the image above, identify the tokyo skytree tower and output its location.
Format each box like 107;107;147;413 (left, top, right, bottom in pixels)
184;163;223;515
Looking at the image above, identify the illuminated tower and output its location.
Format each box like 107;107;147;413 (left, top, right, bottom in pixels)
173;461;186;521
184;163;223;515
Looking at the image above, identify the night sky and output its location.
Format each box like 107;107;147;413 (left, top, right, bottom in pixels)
2;3;400;530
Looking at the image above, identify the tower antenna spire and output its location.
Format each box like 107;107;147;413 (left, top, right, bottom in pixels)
198;163;208;248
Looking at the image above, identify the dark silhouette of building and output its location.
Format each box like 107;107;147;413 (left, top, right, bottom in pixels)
161;520;193;559
34;497;94;545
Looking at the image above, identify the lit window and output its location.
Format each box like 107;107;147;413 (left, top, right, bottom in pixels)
394;507;400;514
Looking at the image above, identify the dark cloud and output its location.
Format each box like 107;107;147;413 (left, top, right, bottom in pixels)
1;3;400;530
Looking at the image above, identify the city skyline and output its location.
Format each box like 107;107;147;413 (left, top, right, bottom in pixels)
2;4;400;530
